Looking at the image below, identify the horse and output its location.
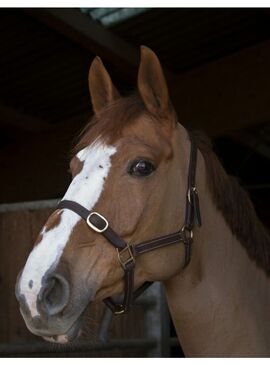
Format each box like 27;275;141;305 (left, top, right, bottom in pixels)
16;46;270;357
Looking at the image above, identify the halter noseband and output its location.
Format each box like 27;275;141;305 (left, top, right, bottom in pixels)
57;135;201;315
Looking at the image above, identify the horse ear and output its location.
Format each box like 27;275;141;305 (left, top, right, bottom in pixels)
88;56;120;114
138;46;171;117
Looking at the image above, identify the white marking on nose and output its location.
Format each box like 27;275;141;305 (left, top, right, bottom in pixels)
19;140;116;317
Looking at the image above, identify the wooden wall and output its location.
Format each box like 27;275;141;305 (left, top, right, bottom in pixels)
0;207;149;357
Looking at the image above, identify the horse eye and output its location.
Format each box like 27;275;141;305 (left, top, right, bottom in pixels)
128;160;156;177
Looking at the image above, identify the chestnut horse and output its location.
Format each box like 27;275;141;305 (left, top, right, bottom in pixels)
16;46;270;357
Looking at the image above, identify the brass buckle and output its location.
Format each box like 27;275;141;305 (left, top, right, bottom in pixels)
117;244;135;270
86;212;109;233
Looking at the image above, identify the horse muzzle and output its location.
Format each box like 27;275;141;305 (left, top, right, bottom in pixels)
15;270;83;342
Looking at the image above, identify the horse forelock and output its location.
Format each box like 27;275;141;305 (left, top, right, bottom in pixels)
72;94;150;156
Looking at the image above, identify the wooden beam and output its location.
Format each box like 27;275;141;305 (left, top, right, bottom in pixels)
25;9;139;82
170;40;270;137
19;10;270;138
25;9;175;84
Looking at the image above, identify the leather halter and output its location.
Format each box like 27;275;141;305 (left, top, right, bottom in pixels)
57;135;201;315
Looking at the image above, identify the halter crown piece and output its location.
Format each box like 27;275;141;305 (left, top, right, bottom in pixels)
57;134;201;315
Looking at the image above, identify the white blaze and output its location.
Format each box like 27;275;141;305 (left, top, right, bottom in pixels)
19;140;117;317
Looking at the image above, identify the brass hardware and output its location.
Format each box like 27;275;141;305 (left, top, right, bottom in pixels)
117;244;135;270
86;212;109;233
114;306;125;315
181;226;193;240
187;186;197;204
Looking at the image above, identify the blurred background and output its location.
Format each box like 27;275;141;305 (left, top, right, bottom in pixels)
0;8;269;357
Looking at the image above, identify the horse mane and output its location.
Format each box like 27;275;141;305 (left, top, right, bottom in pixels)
73;94;270;275
192;131;270;276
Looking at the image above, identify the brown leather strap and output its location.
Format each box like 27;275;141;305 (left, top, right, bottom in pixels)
58;200;134;314
56;134;201;314
57;200;126;249
133;230;186;256
104;280;153;313
103;261;135;314
58;200;89;220
184;134;201;230
57;200;190;312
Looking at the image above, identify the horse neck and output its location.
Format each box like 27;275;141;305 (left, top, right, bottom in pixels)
165;128;270;357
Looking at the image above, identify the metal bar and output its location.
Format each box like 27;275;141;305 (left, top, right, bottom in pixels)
133;297;156;307
143;282;168;357
25;9;139;82
97;291;161;345
159;285;171;356
98;307;114;343
0;199;59;213
0;338;156;356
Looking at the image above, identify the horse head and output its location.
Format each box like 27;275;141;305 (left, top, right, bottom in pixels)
16;46;194;343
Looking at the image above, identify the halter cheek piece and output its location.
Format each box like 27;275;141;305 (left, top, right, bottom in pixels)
57;135;201;315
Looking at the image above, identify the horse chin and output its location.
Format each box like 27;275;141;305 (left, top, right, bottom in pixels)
43;311;84;344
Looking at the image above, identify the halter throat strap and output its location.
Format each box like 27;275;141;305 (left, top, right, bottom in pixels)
57;134;201;314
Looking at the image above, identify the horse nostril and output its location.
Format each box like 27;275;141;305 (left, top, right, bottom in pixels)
38;274;70;316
